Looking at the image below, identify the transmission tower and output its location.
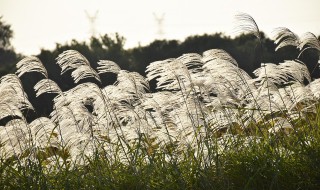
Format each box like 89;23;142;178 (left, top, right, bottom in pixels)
85;10;99;37
153;13;165;39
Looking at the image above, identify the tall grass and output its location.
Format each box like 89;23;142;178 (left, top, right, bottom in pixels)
0;13;320;189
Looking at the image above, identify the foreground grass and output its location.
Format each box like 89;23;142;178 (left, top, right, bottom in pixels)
1;116;320;190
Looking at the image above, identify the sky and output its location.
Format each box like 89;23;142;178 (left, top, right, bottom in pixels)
1;0;320;55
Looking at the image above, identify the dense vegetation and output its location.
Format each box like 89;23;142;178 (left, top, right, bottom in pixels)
1;13;320;189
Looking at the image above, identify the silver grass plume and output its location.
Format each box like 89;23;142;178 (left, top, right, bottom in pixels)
234;13;262;73
146;58;190;90
202;50;250;107
308;79;320;98
56;50;101;83
97;60;121;74
0;119;29;158
271;86;295;112
0;103;24;121
53;82;105;109
115;70;150;96
253;63;288;85
146;58;174;82
71;65;101;83
66;132;97;165
141;92;178;128
175;53;207;93
51;83;104;131
202;49;238;66
16;56;48;78
279;60;311;83
284;82;315;112
140;91;204;148
56;50;90;73
271;83;311;115
100;87;144;126
97;60;149;112
298;32;320;52
272;27;299;51
100;85;139;124
234;12;261;41
34;79;62;97
0;74;34;111
202;49;247;93
297;32;320;65
176;53;203;72
248;81;284;115
50;103;94;136
28;117;59;148
253;60;311;85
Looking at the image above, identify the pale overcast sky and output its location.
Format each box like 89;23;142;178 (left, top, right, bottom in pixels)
1;0;320;55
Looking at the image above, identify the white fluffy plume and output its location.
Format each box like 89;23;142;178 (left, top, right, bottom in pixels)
97;60;121;74
56;50;101;83
272;27;300;51
16;56;48;78
34;79;62;97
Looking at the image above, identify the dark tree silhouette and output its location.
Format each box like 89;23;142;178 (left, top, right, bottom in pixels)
0;17;20;76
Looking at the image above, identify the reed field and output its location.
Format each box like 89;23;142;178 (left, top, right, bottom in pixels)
1;13;320;189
